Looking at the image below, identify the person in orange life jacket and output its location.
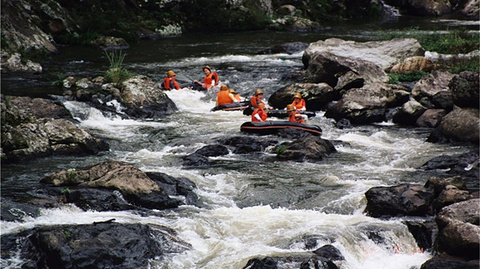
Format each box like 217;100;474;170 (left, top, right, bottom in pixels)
230;89;242;102
162;70;180;90
252;103;267;122
193;65;219;91
250;89;272;109
287;104;305;124
291;93;306;111
216;85;237;106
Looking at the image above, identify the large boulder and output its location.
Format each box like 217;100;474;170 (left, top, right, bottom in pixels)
325;82;410;124
411;71;455;110
121;75;177;118
1;118;109;163
435;199;480;260
41;161;197;210
449;71;479;109
364;184;435;218
435;107;480;144
303;38;424;74
393;99;427;126
416;109;447;128
268;83;336;111
1;223;189;269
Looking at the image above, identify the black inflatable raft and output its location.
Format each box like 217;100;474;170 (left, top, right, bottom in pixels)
267;109;316;118
243;107;315;118
211;101;250;111
240;121;322;136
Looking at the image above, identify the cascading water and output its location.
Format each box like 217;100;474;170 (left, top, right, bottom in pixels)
1;19;477;268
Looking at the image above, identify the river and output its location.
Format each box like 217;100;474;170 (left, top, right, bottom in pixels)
1;15;478;268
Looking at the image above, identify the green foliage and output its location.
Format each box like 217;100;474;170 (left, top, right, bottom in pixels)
275;144;288;155
438;56;479;74
388;71;429;84
104;50;132;85
378;28;479;55
63;229;72;239
61;187;71;194
51;72;66;87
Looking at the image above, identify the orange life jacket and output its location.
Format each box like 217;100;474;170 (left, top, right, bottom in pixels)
217;90;233;106
252;107;267;122
250;96;265;108
289;111;305;124
233;94;241;101
212;72;219;86
162;77;180;90
203;73;215;89
291;99;306;110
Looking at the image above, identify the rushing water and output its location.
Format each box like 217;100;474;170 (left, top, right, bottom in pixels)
1;17;478;268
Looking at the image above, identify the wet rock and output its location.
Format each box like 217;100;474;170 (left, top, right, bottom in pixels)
416;109;447;128
1;95;109;163
433;185;474;212
1;197;42;222
420;255;479;269
220;136;277;154
1;223;189;269
364;184;435;218
91;36;129;50
393;99;427;126
405;219;437;251
436;107;479;144
425;176;468;197
435;199;480;260
194;144;229;157
121;75;178;118
275;136;336;162
390;56;434;73
41;161;190;211
242;244;343;269
182;153;210;167
258;42;308;55
420;152;479;189
449;71;479;109
1;52;42;73
268;82;336;111
325;82;409;124
146;172;199;206
411;71;455;110
2;118;109;163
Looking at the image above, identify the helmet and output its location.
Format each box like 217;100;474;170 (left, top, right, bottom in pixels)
293;93;302;99
167;70;176;77
202;65;212;72
286;104;295;111
220;84;228;91
254;89;264;96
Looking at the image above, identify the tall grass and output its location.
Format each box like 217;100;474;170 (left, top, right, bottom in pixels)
378;27;479;54
104;50;132;85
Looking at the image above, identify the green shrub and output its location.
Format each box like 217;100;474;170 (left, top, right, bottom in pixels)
388;71;429;84
378;28;479;55
104;50;132;85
